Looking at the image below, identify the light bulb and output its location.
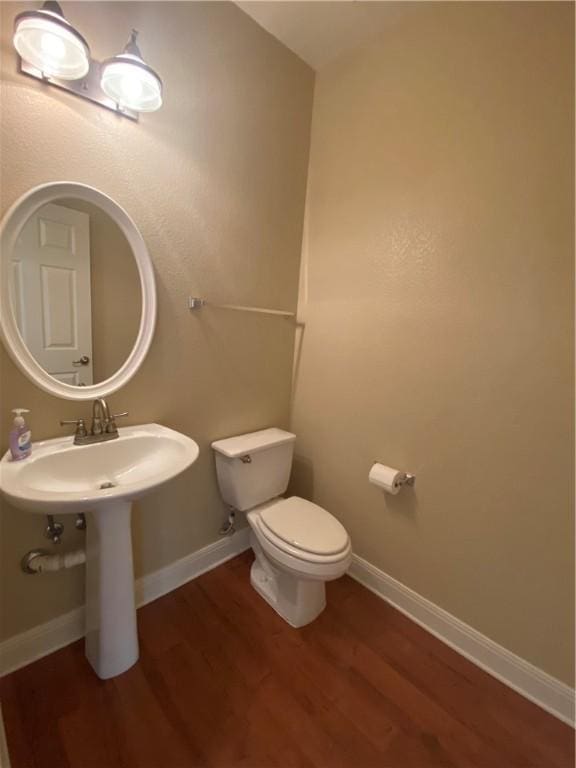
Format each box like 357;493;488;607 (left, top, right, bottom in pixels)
13;4;90;80
40;31;66;59
100;30;162;113
120;73;143;102
101;59;162;112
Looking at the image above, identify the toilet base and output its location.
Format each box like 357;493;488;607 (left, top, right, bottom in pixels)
249;539;326;628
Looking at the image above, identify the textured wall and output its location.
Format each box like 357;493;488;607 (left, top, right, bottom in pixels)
0;1;313;640
291;2;574;685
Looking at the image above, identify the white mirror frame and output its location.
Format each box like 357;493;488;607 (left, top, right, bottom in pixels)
0;182;157;400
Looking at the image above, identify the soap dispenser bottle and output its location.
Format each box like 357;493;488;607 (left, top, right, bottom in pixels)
9;408;32;461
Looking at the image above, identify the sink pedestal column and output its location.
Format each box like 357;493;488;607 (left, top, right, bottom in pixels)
85;500;138;679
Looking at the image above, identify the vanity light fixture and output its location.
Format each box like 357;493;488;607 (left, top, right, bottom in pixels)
100;30;163;113
13;1;90;81
13;3;162;121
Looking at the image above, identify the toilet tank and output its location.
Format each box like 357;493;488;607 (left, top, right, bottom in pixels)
211;428;296;512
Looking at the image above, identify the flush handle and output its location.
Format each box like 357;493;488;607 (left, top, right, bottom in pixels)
240;454;252;464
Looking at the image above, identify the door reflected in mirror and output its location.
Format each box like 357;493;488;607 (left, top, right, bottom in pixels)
10;199;142;386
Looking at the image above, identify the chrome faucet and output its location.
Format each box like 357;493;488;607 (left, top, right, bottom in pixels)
60;398;128;445
91;398;111;436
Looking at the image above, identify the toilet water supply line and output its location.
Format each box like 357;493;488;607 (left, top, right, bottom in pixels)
220;509;236;536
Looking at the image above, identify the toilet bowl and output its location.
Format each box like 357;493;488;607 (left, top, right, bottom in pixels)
247;496;351;626
211;428;351;627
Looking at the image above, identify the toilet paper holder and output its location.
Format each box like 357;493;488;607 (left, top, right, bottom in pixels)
374;464;416;488
399;473;416;487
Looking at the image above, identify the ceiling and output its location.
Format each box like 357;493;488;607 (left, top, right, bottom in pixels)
236;1;413;71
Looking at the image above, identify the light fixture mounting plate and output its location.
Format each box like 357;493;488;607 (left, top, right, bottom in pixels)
19;56;139;121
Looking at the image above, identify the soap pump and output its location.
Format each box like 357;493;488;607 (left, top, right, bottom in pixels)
9;408;32;461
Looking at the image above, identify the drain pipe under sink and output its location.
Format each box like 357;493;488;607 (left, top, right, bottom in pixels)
21;548;86;574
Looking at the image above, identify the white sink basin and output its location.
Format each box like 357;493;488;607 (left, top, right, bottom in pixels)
0;423;199;514
0;423;199;680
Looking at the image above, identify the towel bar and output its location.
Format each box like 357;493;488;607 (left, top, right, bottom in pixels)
188;296;295;318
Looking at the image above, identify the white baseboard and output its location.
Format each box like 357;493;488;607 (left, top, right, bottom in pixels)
349;554;575;727
0;528;250;678
134;526;250;607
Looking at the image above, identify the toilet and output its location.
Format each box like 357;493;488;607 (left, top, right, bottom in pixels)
211;428;351;627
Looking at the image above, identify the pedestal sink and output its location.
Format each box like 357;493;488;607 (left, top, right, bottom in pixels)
0;424;199;679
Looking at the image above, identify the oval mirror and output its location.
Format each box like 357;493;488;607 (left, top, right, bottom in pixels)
0;182;156;400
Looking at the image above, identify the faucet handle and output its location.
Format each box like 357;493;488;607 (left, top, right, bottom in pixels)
106;412;129;433
60;418;88;438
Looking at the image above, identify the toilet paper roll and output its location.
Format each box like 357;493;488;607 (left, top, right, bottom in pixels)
369;463;406;495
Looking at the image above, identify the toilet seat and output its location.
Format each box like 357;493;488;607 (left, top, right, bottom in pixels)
248;512;352;583
260;496;349;557
248;497;351;576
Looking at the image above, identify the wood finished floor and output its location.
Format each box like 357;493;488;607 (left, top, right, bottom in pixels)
1;552;573;768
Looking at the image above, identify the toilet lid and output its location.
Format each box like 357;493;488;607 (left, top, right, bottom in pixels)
260;497;349;556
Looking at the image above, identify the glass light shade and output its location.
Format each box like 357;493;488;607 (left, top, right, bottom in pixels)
13;13;90;80
100;57;162;112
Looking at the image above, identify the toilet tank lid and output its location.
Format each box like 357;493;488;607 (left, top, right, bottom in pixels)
211;428;296;458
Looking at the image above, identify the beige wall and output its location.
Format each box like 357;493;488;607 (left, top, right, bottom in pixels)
291;2;574;685
0;1;313;640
